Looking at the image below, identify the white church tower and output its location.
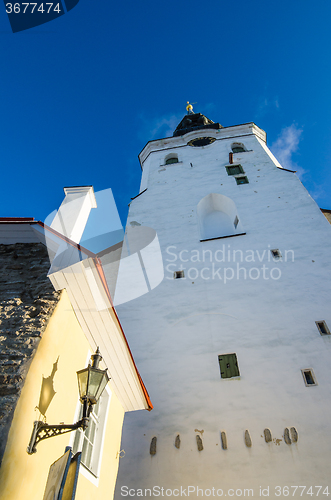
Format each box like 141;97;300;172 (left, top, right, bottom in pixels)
114;107;331;498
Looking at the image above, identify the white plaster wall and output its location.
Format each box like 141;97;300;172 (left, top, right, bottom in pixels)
114;124;331;499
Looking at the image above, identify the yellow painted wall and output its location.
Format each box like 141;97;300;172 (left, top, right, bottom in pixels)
0;290;125;500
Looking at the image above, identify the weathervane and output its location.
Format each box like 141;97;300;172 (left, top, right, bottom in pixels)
186;101;197;114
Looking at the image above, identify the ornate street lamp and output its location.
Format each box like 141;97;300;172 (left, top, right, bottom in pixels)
27;348;109;455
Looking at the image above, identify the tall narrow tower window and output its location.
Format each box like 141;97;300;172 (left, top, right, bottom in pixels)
316;321;330;335
301;369;317;386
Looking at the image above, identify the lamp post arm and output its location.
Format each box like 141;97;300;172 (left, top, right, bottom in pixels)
27;417;88;455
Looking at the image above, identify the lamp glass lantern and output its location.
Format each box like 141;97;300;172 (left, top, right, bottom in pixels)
77;349;109;406
77;364;109;405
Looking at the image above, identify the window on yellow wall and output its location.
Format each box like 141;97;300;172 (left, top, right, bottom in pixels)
72;389;110;477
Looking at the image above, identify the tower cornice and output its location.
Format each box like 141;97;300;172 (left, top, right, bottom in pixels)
138;122;266;169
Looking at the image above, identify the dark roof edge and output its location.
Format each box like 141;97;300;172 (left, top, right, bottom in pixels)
277;166;297;173
0;217;35;223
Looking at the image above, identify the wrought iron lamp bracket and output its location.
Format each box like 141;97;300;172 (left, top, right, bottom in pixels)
27;417;89;455
27;398;92;455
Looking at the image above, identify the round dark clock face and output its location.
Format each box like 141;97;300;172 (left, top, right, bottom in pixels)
187;137;216;147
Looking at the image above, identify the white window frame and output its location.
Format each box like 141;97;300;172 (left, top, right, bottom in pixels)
69;381;111;486
316;320;330;336
301;368;318;387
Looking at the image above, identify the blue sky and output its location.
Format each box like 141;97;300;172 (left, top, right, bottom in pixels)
0;0;330;227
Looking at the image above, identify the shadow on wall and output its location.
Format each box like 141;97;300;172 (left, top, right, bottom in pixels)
36;358;59;419
197;193;244;241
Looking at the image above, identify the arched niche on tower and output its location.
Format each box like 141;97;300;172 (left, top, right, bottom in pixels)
165;153;179;165
231;142;247;153
197;193;244;241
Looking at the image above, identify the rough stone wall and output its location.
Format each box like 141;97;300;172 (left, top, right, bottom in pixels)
0;243;61;465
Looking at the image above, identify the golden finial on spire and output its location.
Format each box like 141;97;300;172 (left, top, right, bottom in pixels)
186;101;196;114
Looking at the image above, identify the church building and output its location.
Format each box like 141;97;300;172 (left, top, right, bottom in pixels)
114;107;331;498
1;108;330;499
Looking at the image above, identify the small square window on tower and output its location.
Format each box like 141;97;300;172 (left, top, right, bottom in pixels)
235;176;249;185
174;270;185;279
218;353;240;379
234;216;239;229
316;320;330;335
225;164;244;176
271;249;282;259
301;368;317;387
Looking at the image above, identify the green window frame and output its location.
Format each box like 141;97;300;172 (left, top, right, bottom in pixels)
235;176;249;185
225;164;244;176
165;157;179;165
218;353;240;379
